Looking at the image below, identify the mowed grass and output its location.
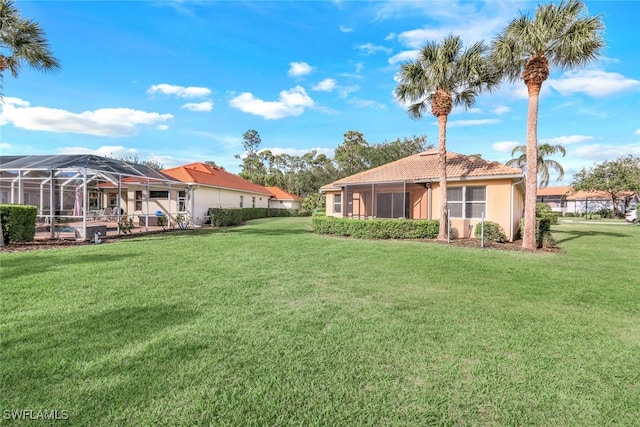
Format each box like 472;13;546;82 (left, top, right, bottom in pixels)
1;217;639;426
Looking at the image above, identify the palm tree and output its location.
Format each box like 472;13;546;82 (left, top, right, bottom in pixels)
492;0;604;250
0;0;60;81
507;143;566;188
395;35;499;241
0;0;60;247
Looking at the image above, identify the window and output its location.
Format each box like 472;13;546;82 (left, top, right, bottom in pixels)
108;192;118;207
178;190;186;212
1;191;7;204
239;195;244;208
376;192;410;219
333;194;342;213
252;196;256;208
135;190;143;210
150;190;169;199
447;186;486;219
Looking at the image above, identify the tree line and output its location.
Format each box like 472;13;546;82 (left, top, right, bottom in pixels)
235;129;430;208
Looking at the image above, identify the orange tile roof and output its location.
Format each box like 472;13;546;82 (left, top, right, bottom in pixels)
566;190;635;200
162;163;272;195
321;150;522;190
537;186;572;197
264;186;302;201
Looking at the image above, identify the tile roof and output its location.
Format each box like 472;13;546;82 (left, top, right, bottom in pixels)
537;186;572;197
537;186;637;200
321;150;522;190
162;163;272;195
566;190;635;200
264;186;302;201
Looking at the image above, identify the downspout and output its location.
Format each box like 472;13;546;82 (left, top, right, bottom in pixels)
427;184;432;220
511;177;525;242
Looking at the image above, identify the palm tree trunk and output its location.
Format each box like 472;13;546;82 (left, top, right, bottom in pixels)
437;114;448;241
523;84;541;250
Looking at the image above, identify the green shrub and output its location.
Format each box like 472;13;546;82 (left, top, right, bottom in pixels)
520;217;553;249
594;208;613;218
311;216;439;239
0;204;37;244
209;208;243;227
474;221;506;243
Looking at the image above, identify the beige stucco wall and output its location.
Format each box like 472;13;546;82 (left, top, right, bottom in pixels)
432;179;522;241
325;178;524;241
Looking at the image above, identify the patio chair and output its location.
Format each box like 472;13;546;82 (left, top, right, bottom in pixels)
99;207;113;221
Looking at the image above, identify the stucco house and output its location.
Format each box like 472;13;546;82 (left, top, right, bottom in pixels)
320;150;525;241
265;186;303;210
537;186;638;215
161;163;274;224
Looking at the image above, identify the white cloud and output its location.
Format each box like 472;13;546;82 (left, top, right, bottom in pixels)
635;129;640;135
181;101;213;112
347;98;386;109
547;70;640;97
288;62;313;77
574;143;640;159
228;86;315;120
448;118;501;127
1;97;29;107
388;50;419;65
312;78;337;92
492;106;511;115
356;43;392;55
147;83;211;98
58;145;138;158
0;97;173;137
339;25;354;33
492;141;520;153
0;142;11;149
540;135;593;145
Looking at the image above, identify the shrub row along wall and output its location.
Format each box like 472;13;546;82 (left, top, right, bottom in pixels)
312;216;440;239
0;204;37;244
208;208;301;227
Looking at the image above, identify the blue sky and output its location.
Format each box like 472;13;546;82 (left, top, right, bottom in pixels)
2;0;639;185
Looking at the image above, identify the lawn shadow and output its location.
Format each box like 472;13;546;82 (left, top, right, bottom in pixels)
553;229;630;244
1;252;140;281
3;303;204;419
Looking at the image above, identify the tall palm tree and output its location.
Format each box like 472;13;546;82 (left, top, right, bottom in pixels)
507;143;566;188
0;0;60;247
0;0;60;81
492;0;603;250
395;35;499;241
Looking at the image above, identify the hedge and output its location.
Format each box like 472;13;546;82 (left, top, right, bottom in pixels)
0;204;37;244
207;207;301;227
311;216;440;239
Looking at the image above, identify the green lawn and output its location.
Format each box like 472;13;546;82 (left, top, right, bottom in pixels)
1;218;639;426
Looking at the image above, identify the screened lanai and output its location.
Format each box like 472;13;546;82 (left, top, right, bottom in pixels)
0;155;190;240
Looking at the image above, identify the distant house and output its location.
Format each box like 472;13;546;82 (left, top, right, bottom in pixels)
161;163;274;224
537;186;638;215
320;150;525;241
265;186;303;210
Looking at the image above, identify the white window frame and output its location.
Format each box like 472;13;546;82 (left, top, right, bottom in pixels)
333;194;342;213
239;195;244;208
447;186;486;219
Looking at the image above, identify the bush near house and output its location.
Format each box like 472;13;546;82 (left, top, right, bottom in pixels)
536;202;560;225
474;221;507;243
0;204;37;244
520;217;553;249
312;216;440;239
